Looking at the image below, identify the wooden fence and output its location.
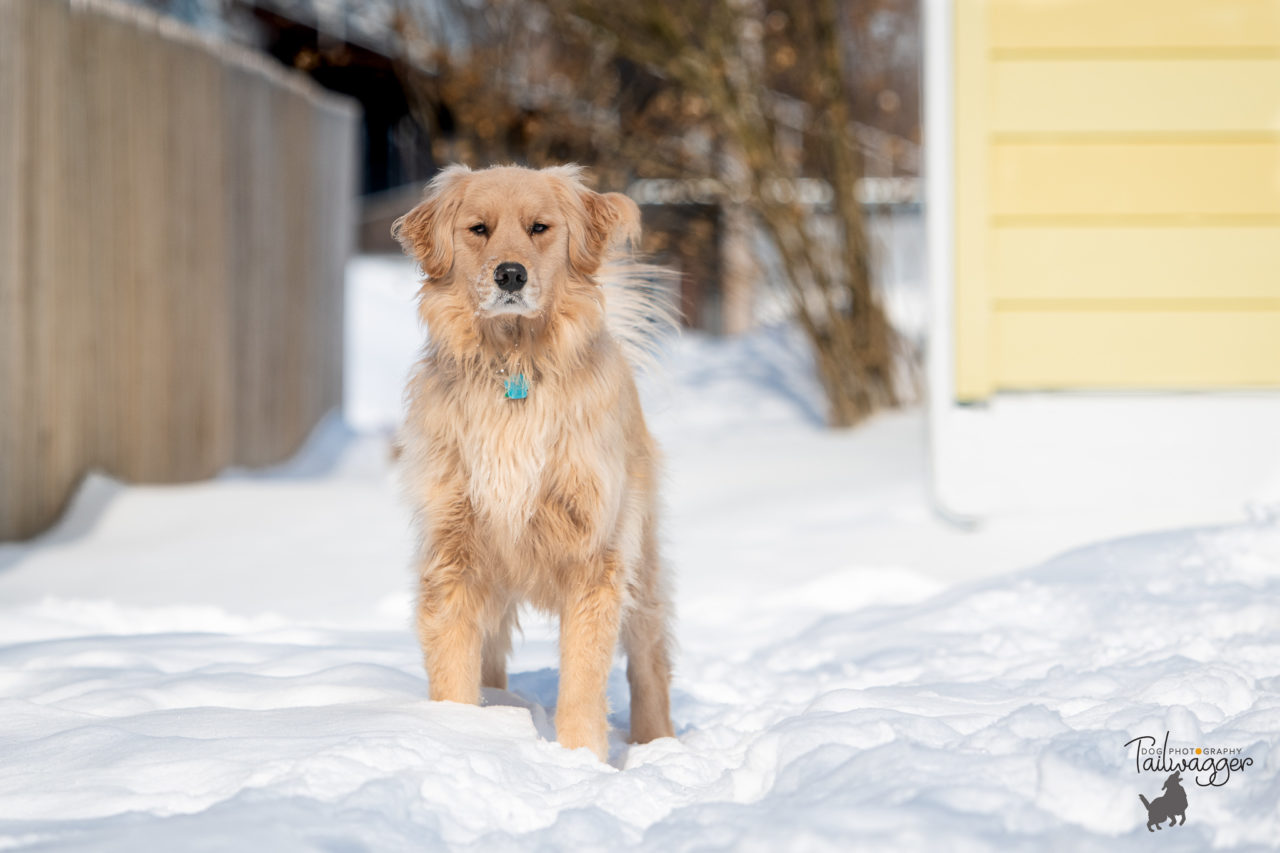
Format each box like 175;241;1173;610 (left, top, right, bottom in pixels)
0;0;360;540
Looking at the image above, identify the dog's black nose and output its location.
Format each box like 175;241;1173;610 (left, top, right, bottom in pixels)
494;262;527;293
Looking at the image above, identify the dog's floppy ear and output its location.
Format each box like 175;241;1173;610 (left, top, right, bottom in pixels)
589;190;641;248
549;166;641;278
392;165;471;280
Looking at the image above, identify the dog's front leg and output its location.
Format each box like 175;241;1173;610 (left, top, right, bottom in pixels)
555;554;623;761
416;548;487;706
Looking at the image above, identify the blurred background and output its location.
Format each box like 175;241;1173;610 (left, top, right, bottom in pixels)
2;0;1279;584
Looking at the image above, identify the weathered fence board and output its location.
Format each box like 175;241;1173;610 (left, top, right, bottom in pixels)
0;0;359;540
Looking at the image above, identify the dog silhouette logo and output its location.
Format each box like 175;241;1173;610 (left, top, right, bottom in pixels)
1139;771;1188;832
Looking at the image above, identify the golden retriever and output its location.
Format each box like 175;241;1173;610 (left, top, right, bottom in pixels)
392;164;676;760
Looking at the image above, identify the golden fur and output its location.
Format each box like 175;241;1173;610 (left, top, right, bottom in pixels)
393;164;675;760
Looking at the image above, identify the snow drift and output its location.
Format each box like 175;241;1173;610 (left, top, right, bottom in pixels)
1;522;1277;851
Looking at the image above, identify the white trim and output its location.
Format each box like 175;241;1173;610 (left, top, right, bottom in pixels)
924;0;984;523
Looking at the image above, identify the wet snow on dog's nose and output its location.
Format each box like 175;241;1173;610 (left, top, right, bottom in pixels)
477;261;540;317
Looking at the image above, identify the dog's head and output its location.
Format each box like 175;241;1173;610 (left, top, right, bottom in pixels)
1163;772;1183;790
393;164;639;323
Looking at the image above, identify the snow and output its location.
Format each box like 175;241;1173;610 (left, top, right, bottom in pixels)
1;256;1278;851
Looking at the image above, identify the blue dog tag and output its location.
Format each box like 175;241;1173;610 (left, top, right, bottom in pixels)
504;373;529;400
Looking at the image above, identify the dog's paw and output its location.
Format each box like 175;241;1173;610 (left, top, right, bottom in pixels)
555;713;608;762
628;715;675;745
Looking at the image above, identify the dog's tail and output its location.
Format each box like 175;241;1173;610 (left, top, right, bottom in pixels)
598;259;681;374
1138;794;1151;810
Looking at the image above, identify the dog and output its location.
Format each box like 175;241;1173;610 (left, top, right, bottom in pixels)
392;164;677;761
1139;772;1188;831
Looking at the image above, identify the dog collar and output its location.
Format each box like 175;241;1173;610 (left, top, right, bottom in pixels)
504;373;529;400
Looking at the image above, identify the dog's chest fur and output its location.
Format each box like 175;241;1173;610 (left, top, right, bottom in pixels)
456;382;628;567
462;395;554;538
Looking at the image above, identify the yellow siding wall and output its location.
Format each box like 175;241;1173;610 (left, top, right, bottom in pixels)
954;0;1280;399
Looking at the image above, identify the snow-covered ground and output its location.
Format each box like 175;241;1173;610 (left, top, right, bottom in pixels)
1;257;1277;851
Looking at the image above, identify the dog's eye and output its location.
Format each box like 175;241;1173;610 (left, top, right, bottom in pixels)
469;223;488;236
530;222;549;235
